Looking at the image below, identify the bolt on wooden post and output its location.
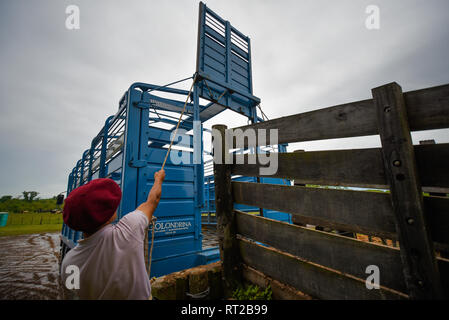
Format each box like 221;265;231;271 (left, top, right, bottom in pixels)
212;124;242;295
372;82;444;299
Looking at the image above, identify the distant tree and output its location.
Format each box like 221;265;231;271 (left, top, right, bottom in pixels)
22;191;39;202
0;195;12;202
28;191;39;201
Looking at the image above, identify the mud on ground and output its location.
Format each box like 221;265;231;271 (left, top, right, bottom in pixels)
0;233;63;300
0;226;219;300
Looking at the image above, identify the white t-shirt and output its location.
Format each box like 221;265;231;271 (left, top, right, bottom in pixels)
61;210;151;300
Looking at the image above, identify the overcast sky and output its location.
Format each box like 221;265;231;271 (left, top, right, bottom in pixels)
1;0;448;198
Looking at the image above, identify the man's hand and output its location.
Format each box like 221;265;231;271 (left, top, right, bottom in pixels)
154;169;165;183
137;169;165;222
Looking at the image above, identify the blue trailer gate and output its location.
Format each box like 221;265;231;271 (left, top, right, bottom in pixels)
60;2;291;278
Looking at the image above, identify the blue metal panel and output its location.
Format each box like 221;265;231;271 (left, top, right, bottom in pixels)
196;2;260;118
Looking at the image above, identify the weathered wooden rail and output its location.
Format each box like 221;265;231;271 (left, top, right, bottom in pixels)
212;82;449;300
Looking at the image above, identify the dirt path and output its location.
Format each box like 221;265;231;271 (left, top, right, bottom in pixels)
0;233;63;300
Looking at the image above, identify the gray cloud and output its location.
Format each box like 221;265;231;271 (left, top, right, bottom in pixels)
1;0;448;197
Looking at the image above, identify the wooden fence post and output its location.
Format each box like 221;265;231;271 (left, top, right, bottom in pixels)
372;82;444;299
292;149;306;227
212;124;242;295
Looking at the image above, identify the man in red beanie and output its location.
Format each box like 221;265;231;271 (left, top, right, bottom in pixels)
61;169;165;300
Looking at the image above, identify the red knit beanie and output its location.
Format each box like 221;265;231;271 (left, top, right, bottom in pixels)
63;178;122;233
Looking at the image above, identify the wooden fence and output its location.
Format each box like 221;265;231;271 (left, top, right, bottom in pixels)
212;82;449;300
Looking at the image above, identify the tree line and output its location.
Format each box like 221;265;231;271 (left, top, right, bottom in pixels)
0;193;62;213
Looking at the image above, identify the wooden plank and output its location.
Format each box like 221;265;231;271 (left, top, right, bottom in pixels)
236;210;408;293
241;265;313;300
232;148;387;188
233;181;396;239
228;83;449;147
238;238;407;300
373;82;444;299
230;143;449;190
212;124;242;294
238;212;449;297
232;181;449;245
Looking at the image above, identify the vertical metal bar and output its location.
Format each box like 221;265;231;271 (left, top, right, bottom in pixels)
75;160;81;188
73;165;78;189
136;91;151;206
67;172;73;195
247;37;253;94
70;168;76;193
196;2;206;74
193;83;203;240
99;118;111;178
372;82;444;299
80;150;87;186
206;178;210;224
225;20;232;87
119;88;142;217
88;146;94;182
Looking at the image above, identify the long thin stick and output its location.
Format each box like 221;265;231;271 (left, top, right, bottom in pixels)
161;75;197;170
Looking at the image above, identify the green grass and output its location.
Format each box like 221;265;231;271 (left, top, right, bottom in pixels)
0;212;63;236
232;284;272;300
0;224;62;237
4;212;63;226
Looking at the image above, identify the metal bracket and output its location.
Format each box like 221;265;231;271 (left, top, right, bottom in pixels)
133;100;150;109
109;172;121;180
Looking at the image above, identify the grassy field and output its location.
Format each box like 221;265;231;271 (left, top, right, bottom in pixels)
0;212;63;237
0;224;62;237
4;212;63;225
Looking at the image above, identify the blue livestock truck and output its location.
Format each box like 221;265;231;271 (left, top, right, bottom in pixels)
60;2;291;278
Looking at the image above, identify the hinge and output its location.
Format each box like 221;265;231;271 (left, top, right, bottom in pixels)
129;159;147;168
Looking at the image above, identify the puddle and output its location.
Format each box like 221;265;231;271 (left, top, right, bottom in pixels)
0;233;63;300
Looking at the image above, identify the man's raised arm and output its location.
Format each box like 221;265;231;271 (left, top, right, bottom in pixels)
137;169;165;222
